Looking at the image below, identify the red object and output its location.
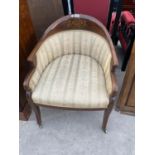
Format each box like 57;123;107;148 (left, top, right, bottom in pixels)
110;11;135;51
110;11;135;34
110;12;116;34
119;11;135;50
73;0;110;26
121;11;135;25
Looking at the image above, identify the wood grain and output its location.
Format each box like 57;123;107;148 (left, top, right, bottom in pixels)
19;0;37;120
117;42;135;114
27;0;64;39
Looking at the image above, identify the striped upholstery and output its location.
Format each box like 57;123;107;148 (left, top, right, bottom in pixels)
29;30;112;94
29;30;112;108
32;55;109;108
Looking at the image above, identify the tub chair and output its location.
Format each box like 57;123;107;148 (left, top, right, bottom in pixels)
24;14;118;133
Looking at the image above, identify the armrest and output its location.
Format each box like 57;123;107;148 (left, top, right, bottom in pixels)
102;26;119;97
23;57;36;92
91;15;119;68
104;28;119;69
110;71;118;97
23;39;44;92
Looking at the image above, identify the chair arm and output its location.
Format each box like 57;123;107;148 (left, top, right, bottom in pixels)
110;71;118;97
111;46;119;69
23;37;44;92
94;16;119;68
106;32;119;69
23;54;36;92
23;69;34;92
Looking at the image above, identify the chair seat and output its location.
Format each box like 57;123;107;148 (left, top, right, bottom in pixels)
32;54;109;109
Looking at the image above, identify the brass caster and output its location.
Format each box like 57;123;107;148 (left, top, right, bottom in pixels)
103;128;107;134
39;124;43;128
37;122;42;128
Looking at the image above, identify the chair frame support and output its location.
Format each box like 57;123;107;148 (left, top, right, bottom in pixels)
102;97;115;133
26;91;42;126
23;14;118;133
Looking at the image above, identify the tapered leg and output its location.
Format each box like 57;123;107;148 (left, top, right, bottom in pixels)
34;106;42;126
102;99;115;133
26;91;42;126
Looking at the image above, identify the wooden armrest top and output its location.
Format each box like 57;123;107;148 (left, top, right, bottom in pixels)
110;72;118;97
23;70;33;92
23;55;37;92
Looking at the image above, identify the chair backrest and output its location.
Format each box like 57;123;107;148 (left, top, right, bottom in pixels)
29;14;117;64
73;0;111;26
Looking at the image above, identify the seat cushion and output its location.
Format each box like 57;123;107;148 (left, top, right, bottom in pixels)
32;54;109;109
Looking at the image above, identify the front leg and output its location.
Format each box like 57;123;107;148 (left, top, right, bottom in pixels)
102;97;115;133
26;91;42;127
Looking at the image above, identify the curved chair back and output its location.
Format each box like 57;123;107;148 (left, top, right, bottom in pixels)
26;15;118;94
29;14;117;65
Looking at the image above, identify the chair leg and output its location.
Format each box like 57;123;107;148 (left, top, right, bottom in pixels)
102;99;114;133
34;106;42;127
26;91;42;127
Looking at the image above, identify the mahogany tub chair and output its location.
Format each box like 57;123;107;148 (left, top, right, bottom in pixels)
24;14;118;133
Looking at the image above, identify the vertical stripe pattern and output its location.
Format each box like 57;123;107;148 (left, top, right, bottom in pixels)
29;30;112;97
32;55;109;108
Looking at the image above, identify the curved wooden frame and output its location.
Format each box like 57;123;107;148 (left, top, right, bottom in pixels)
23;14;118;133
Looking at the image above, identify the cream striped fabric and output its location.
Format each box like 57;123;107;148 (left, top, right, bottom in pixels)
32;55;109;108
29;30;112;98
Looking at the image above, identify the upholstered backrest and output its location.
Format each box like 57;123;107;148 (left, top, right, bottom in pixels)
29;30;112;95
